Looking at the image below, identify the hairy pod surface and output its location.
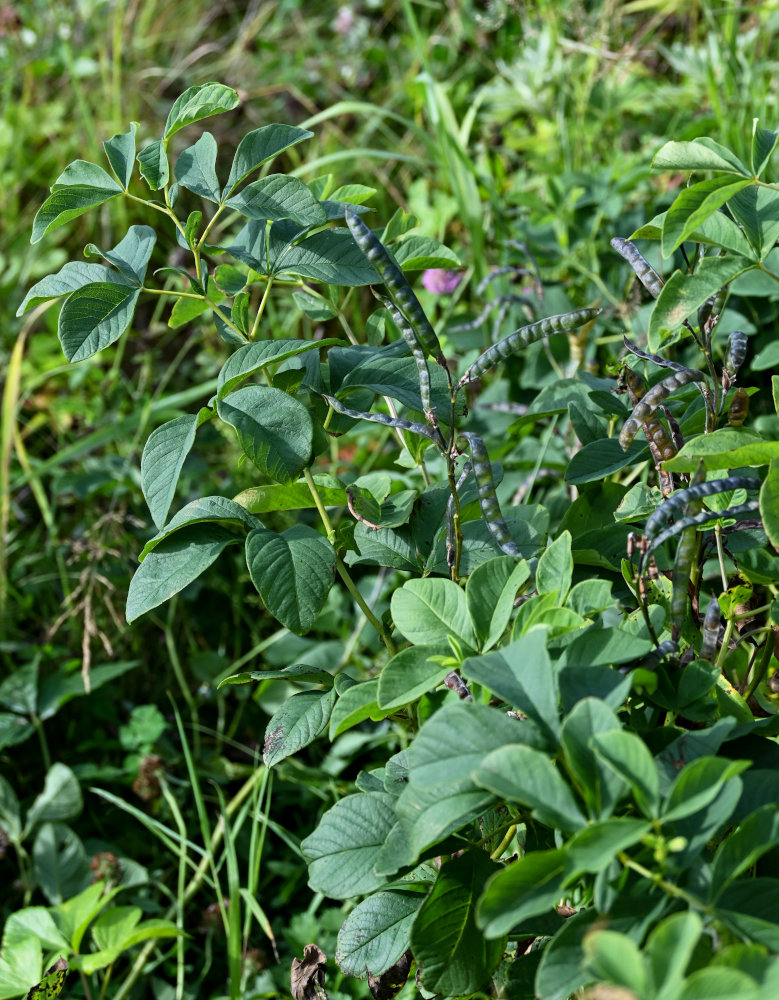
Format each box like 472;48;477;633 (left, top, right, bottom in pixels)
611;237;664;298
455;432;521;557
345;207;444;364
725;330;748;375
324;394;440;443
645;477;763;540
619;369;706;451
461;307;600;384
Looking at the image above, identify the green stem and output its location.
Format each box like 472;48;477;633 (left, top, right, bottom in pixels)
744;634;775;700
714;524;728;591
490;824;517;861
165;608;199;757
618;853;710;912
198;204;227;249
249;278;274;341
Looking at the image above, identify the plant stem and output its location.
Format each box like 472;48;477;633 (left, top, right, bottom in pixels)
490;824;517;861
249;277;274;340
618;853;710;912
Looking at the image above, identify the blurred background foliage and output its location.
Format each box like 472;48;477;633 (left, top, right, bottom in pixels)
4;0;779;995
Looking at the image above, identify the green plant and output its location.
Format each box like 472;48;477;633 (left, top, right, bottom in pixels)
18;79;779;1000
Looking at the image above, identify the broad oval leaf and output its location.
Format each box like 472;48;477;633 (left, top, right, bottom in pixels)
223;123;313;197
58;282;141;362
390;235;461;271
411;851;504;996
263;687;337;767
126;524;241;622
174;132;221;203
164;82;239;139
141;413;205;529
301;791;396;899
104;121;138;189
465;557;531;652
477;849;566;938
217;338;342;398
391;577;476;650
137;139;169;190
336;890;421;979
376;645;451;711
661;177;754;258
140;495;258;558
23;764;83;836
84;225;157;284
652;138;751;176
216;385;313;483
225;175;326;226
273;229;380;285
31;160;123;243
245;525;336;634
16;262;128;316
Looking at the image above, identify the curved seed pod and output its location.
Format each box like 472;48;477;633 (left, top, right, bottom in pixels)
658;405;684;453
461;307;600;384
725;330;748;375
619;369;706;452
629;639;680;672
373;289;436;425
622;366;675;492
611;237;664;298
323;394;440;443
644;477;763;540
728;387;750;427
646;500;761;565
623;337;700;378
622;364;646;403
345;208;445;364
456;431;521;557
670;480;705;638
698;284;727;332
699;594;722;662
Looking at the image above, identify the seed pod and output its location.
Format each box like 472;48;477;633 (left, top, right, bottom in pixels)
461;307;601;384
455;431;521;557
619;369;706;452
698;285;727;332
644;477;763;540
324;393;440;443
345;208;445;365
622;364;646;403
699;594;722;661
611;237;664;298
622;336;701;379
728;387;749;426
670;465;706;638
725;330;748;375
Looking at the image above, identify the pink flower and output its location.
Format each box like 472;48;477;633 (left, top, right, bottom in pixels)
421;269;462;295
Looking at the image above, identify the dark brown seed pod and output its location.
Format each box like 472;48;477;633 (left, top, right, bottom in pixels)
611;237;664;298
456;431;521;557
461;307;600;384
725;330;748;375
619;369;707;452
728;387;749;426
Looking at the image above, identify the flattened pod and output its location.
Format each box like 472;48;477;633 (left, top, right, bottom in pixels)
619;369;706;452
456;431;521;557
374;289;436;425
324;394;440;443
623;336;698;378
644;476;763;540
699;594;722;662
725;330;748;375
611;237;664;298
461;307;600;384
345;208;445;364
671;511;702;637
728;387;749;427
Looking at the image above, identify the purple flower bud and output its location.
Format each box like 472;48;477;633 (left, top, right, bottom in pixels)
421;268;462;295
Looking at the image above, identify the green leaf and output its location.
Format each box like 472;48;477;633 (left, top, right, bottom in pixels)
536;531;573;601
391;578;476;650
347;523;420;573
273;229;379;285
583;930;648;995
141;413;202;530
411;851;504;996
663;428;778;472
460;630;559;746
593;730;660;817
760;460;779;550
16;262;125;316
0;661;37;715
565;817;651;877
57;282;140;362
31;160;122;243
234;481;347;514
676;967;759;1000
477;849;566;938
103;121;138;188
560;699;625;820
217;385;313;483
474;744;587;831
649;256;753;344
225;175;326;226
752;126;779;176
329;680;383;738
661;176;753;257
466;557;531;651
652;138;751;176
174;132;221;203
223;123;312;197
164;82;239;138
646;911;703;999
727;185;779;259
715;878;779;952
0;775;21;841
394;780;495;865
565;437;648;485
84;225;156;284
245;525;335;635
390;235;460;271
556;627;653;667
220;663;334;688
376;645;450;711
336;891;421;979
335;342;456;414
217;338;341;398
263;687;337;767
301;792;396;898
23;764;82;837
0;936;41;999
137;139;169;190
0;715;34;752
662;756;751;823
139;495;257;558
126;524;241;621
33;822;88;905
535;909;602;1000
710;805;779;901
